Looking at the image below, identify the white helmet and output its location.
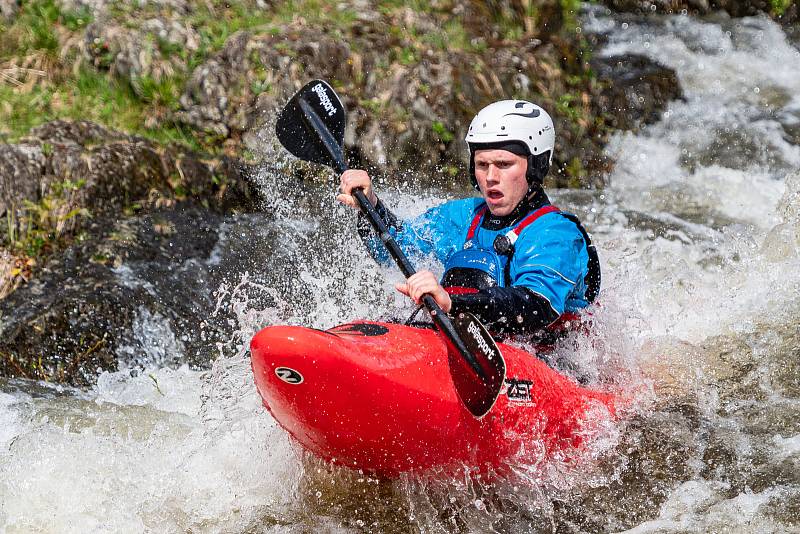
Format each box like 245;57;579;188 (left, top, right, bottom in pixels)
465;100;555;186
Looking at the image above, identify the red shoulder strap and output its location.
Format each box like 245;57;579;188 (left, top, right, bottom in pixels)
512;205;560;237
465;206;488;240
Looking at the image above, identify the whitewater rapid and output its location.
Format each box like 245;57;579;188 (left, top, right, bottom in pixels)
2;5;800;533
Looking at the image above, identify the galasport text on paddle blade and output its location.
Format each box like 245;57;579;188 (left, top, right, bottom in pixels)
275;79;346;170
446;312;506;418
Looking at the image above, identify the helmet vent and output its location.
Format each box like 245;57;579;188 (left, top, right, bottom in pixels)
501;126;506;130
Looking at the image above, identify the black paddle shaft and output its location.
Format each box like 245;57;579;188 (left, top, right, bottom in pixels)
297;97;486;378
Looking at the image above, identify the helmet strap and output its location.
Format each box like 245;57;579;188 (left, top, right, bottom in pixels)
525;151;551;185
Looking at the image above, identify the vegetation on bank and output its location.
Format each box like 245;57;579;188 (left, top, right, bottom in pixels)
0;0;596;274
0;0;586;151
1;177;89;298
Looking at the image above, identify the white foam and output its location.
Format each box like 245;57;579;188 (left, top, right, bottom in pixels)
0;390;24;450
619;481;785;534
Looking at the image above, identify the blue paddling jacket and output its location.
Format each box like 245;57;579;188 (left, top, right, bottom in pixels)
357;189;600;336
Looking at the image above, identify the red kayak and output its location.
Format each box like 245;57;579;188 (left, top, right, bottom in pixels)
250;321;616;478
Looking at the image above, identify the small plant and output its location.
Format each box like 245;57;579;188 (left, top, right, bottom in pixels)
556;93;582;123
0;250;35;300
5;178;90;257
769;0;792;16
432;121;454;143
397;46;418;65
132;74;184;110
0;178;87;299
60;5;93;31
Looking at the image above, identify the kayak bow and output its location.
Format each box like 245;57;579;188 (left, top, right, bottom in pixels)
250;321;615;477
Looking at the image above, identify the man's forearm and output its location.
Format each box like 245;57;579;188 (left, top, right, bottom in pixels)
356;196;402;247
449;286;559;334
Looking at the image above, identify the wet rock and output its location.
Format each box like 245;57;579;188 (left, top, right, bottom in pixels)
0;120;268;385
602;0;709;14
562;402;705;531
712;0;771;17
0;144;47;220
0;120;258;224
175;30;253;137
591;54;684;131
780;3;799;26
0;207;219;385
0;0;18;21
0;201;280;386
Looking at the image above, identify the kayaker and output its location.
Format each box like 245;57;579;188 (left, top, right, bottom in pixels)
337;100;600;337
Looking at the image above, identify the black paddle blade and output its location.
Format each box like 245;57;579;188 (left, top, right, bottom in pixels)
276;79;346;170
445;312;506;418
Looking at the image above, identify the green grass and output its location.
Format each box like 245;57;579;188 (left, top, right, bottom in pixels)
131;73;185;110
0;68;203;151
561;0;583;30
0;0;95;60
60;5;94;31
0;0;60;59
555;93;582;122
184;1;329;71
0;0;597;159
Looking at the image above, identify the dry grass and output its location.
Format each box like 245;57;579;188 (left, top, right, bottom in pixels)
0;249;34;300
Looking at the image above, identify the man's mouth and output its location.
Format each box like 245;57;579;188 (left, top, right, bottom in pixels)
487;190;504;200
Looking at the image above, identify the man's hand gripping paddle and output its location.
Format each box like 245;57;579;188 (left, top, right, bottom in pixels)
276;80;506;418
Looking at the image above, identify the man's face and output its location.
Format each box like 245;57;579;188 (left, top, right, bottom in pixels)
473;149;529;216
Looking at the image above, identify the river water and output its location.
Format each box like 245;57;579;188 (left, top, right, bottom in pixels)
2;6;800;533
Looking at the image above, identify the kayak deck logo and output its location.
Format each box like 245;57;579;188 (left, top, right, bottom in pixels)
275;367;304;385
503;377;533;404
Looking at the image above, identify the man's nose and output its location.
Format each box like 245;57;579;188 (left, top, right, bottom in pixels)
486;165;500;182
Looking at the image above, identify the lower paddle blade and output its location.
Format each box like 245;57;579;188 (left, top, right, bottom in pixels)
444;312;506;418
276;79;346;169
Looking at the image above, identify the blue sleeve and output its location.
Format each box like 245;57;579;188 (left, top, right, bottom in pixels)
359;198;480;267
509;213;589;316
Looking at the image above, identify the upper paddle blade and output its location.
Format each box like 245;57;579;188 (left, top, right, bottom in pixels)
276;79;347;169
445;312;506;418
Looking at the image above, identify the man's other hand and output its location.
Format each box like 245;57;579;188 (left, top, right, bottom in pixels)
395;270;452;313
337;169;378;209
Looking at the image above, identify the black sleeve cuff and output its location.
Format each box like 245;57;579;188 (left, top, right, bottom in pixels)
449;287;559;335
357;196;400;239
